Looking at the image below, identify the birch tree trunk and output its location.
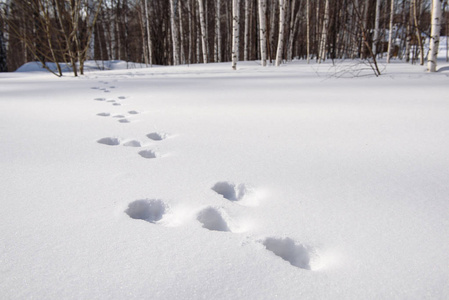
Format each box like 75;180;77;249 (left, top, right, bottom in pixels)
198;0;208;63
318;0;330;62
232;0;240;70
258;0;267;66
386;0;395;63
428;0;442;72
306;0;310;63
215;0;222;62
275;0;285;66
86;0;96;60
405;1;412;62
144;0;153;66
372;0;381;56
244;0;250;61
169;0;180;65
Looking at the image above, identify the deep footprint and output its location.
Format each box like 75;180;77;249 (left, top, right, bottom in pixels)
196;207;230;232
262;237;313;270
123;140;142;147
97;112;110;117
125;199;168;223
97;137;120;146
212;181;248;201
138;149;159;159
147;132;168;141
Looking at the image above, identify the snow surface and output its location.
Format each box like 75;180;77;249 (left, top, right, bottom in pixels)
1;58;449;299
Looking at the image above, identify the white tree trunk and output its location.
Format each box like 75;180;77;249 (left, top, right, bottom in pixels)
275;0;285;66
232;0;240;70
386;0;395;63
372;0;381;56
215;0;222;62
178;2;185;64
428;0;442;72
198;0;208;63
169;0;180;65
318;0;329;62
244;0;250;61
306;0;310;63
258;0;267;66
144;0;153;66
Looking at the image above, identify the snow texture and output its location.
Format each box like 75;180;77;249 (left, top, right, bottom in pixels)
1;55;449;299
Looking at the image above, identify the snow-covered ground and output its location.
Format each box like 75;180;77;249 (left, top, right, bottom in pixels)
1;58;449;299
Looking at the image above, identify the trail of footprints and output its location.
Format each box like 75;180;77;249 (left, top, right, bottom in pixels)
94;80;166;159
92;80;319;271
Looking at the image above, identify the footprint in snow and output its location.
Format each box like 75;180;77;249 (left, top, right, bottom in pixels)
118;118;130;123
97;137;120;146
197;207;231;232
128;110;139;115
123;140;142;147
125;199;168;224
94;97;106;101
138;149;160;159
118;96;127;100
97;112;110;117
212;181;249;201
91;87;100;90
113;114;125;118
112;103;122;106
261;237;319;270
147;132;168;141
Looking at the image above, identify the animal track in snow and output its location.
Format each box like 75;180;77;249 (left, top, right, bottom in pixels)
262;237;317;270
125;199;168;223
113;103;121;106
123;140;142;147
196;207;230;232
94;97;106;101
212;182;250;202
138;149;160;159
113;114;125;118
118;118;130;123
118;96;127;100
97;112;110;117
97;137;120;146
147;132;168;141
128;110;139;115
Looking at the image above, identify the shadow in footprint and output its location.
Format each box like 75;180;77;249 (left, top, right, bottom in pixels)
123;140;142;147
97;137;120;146
212;181;248;201
262;237;312;270
97;112;110;117
138;150;159;159
197;207;230;232
125;199;167;223
147;132;168;141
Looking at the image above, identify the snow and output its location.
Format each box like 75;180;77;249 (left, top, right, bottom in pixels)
1;58;449;299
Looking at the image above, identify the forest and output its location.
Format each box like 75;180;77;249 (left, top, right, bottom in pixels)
0;0;447;75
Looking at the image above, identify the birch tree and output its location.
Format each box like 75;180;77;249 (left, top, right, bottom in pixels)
428;0;443;72
244;0;250;61
197;0;208;63
275;0;285;66
318;0;330;62
258;0;267;66
372;0;381;56
231;0;240;70
169;0;180;65
386;0;395;63
215;0;221;62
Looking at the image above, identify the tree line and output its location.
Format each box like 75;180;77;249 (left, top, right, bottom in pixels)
0;0;447;76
